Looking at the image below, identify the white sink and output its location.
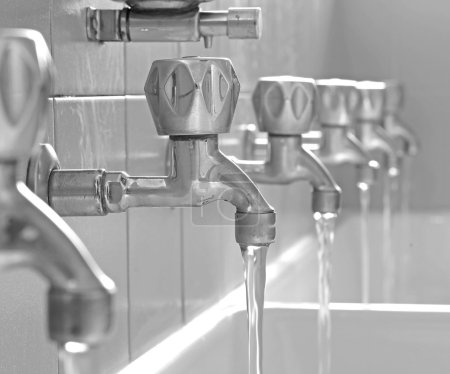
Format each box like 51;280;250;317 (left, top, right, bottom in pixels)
120;301;450;374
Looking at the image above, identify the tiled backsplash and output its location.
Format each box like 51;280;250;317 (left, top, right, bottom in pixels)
2;0;446;372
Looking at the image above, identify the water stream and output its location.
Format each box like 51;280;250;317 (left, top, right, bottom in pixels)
58;343;93;374
382;172;395;303
358;182;371;304
314;212;337;374
242;245;268;374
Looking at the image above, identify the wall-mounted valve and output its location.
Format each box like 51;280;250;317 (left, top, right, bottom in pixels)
303;78;380;187
355;81;399;177
0;29;115;347
87;2;262;48
382;80;419;157
231;76;342;215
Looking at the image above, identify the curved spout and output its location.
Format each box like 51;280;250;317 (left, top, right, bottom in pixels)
232;135;341;213
355;121;399;177
316;126;379;185
0;165;115;346
384;114;419;156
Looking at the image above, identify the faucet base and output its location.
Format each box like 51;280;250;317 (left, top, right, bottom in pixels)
26;144;60;204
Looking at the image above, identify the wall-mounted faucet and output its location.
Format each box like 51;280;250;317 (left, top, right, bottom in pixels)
27;56;276;258
383;80;419;158
303;79;379;187
354;81;399;177
231;76;341;214
0;29;115;348
87;0;262;48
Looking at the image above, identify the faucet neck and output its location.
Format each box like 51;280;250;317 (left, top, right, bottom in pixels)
320;125;349;155
355;119;381;139
266;135;303;170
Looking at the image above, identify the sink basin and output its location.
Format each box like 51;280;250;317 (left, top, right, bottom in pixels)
120;301;450;374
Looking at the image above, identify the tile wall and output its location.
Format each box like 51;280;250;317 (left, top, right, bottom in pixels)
5;0;447;373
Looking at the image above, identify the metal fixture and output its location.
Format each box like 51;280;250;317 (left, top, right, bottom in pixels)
87;1;262;48
382;80;419;157
0;29;115;346
303;79;380;185
231;76;341;214
354;81;399;177
28;57;276;253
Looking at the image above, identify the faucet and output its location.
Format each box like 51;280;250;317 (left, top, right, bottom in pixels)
0;29;115;347
303;79;379;187
231;76;341;214
27;56;276;262
382;80;419;158
354;81;400;177
87;0;262;48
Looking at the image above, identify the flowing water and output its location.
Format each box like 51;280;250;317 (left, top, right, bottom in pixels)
314;212;337;374
358;182;371;304
58;343;93;374
382;172;396;303
242;245;268;374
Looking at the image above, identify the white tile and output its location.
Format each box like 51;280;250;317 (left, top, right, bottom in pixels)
125;96;183;359
54;96;129;373
51;0;125;96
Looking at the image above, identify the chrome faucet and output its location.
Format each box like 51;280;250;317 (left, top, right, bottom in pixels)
354;81;399;177
231;76;341;214
382;80;419;157
87;0;262;48
303;79;379;186
27;56;276;256
0;29;115;347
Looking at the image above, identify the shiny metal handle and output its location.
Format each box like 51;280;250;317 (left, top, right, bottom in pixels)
355;81;386;122
316;78;360;127
0;29;52;161
252;76;317;135
145;57;240;136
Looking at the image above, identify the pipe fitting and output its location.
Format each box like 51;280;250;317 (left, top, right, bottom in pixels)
312;188;341;215
235;212;276;246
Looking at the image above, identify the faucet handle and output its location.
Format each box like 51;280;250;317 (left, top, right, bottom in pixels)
0;29;52;161
145;57;240;136
355;81;387;122
251;76;317;135
384;80;404;115
316;78;360;127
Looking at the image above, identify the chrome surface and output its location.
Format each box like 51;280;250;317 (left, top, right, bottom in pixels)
86;6;262;48
1;29;115;346
113;0;212;11
383;81;419;157
355;81;399;175
28;57;276;247
307;79;380;185
233;76;341;214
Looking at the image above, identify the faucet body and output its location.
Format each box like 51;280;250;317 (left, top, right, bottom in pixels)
354;81;399;177
382;81;419;157
304;79;380;186
0;29;115;347
29;57;276;248
231;76;341;214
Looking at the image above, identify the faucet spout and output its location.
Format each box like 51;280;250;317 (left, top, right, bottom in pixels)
355;120;399;177
383;114;419;157
0;164;114;346
233;135;341;214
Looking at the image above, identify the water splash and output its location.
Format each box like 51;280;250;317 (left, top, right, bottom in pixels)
382;172;396;303
314;212;337;374
242;245;268;374
358;182;371;304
